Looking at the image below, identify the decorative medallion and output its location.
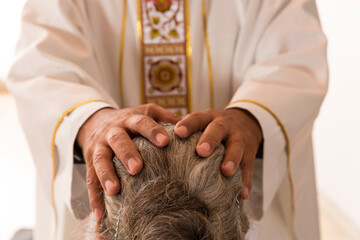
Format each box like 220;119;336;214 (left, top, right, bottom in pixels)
148;59;182;92
138;0;192;116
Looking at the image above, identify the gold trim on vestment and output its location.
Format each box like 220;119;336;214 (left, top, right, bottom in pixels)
202;0;214;109
118;0;127;108
51;99;107;230
184;0;193;113
137;0;145;105
227;99;297;240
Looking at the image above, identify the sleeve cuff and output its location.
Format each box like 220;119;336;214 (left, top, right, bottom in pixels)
54;100;115;219
225;100;287;220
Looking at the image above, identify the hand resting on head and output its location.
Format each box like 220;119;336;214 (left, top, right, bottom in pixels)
97;124;249;240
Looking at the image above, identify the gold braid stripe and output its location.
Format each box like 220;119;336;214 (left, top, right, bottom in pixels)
184;0;193;112
51;99;107;228
227;99;297;240
202;0;214;109
118;0;127;108
136;0;145;105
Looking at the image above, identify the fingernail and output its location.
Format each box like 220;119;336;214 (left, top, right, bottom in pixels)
127;158;138;174
176;126;188;136
104;180;113;194
94;208;102;221
224;161;235;172
199;142;211;153
155;133;167;144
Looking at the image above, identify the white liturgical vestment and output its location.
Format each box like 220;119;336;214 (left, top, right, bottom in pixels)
6;0;328;239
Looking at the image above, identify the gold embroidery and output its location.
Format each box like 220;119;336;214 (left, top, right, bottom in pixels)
137;0;145;105
146;95;187;108
144;44;185;56
184;0;193;113
149;59;182;92
138;0;192;115
118;0;127;108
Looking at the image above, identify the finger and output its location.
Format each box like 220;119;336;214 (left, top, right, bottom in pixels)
107;128;143;175
140;103;181;123
95;221;104;240
221;135;245;177
125;114;170;147
92;145;120;196
196;119;229;157
86;164;105;221
174;111;213;138
239;150;255;200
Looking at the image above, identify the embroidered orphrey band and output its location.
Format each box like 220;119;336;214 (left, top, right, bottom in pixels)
138;0;192;116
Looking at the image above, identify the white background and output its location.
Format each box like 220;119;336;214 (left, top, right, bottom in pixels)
1;0;360;239
315;0;360;230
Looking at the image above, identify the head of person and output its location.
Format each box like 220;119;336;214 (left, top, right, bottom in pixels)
97;124;249;240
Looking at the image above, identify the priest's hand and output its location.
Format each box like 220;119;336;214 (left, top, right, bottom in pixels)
174;108;263;199
76;104;180;222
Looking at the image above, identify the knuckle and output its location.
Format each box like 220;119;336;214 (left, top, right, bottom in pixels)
189;112;202;119
226;149;243;163
84;150;93;164
147;124;162;136
145;103;157;109
97;169;108;179
144;103;157;115
132;115;148;128
121;108;134;119
117;147;133;160
86;176;95;187
229;135;245;146
213;121;227;132
89;199;99;209
93;152;106;165
107;130;122;145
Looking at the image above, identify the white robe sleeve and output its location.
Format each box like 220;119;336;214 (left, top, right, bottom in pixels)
226;0;328;220
6;0;119;220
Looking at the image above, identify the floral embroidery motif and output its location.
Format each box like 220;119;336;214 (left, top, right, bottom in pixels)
149;59;182;92
143;0;184;43
140;0;190;116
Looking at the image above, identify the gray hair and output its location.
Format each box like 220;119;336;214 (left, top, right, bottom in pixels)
98;124;249;240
